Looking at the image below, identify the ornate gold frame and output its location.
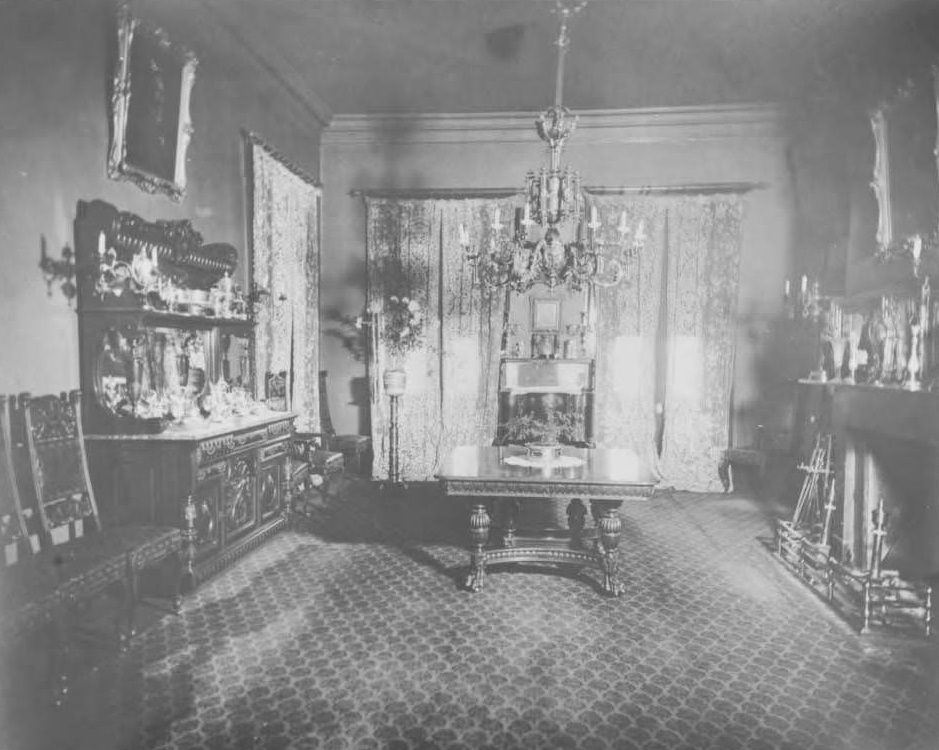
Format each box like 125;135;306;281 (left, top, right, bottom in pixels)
531;297;561;331
869;67;939;255
869;107;893;252
107;5;197;202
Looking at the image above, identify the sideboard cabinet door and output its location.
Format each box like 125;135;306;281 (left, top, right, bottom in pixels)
192;464;224;559
223;453;257;544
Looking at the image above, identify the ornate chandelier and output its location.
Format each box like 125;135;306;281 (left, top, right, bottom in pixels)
459;1;646;292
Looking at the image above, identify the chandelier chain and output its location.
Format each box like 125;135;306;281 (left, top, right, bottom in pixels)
552;0;588;107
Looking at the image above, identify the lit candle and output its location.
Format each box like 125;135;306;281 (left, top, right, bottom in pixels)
493;208;501;227
97;231;106;257
801;275;808;295
784;278;791;298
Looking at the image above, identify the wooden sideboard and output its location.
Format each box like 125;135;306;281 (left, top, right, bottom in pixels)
73;199;300;586
86;411;295;585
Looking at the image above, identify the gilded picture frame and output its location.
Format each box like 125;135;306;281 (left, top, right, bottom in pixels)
531;297;561;331
107;5;197;202
869;66;939;255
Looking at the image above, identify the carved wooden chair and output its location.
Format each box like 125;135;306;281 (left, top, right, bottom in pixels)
318;370;371;476
1;394;126;703
719;424;768;494
20;391;183;646
260;369;346;527
0;394;60;646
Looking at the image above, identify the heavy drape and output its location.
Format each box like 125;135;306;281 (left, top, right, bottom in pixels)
248;136;321;432
658;195;745;491
366;198;511;481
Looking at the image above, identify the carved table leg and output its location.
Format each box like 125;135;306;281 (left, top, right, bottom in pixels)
501;498;520;548
567;498;587;548
592;500;624;597
465;502;491;593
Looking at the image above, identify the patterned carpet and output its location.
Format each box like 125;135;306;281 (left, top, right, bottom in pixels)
2;478;938;750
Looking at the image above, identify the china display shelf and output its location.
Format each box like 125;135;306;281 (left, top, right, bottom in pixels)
797;378;937;394
80;306;254;331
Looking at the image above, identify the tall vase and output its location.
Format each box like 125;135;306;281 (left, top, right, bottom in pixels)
907;324;922;390
829;336;845;381
847;332;859;383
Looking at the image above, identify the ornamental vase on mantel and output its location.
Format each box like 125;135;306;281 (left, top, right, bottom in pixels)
383;368;407;397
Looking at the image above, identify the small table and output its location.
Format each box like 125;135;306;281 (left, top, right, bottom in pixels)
437;445;657;596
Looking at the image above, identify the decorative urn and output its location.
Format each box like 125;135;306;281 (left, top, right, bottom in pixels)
383;368;407;397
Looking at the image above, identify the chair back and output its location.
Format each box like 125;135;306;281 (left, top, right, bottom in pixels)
265;370;288;412
0;395;30;561
318;370;336;439
21;391;102;546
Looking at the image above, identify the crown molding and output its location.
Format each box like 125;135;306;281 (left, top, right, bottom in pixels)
322;104;788;147
193;0;333;127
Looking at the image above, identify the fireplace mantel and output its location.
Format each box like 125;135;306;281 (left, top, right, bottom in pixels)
798;380;939;577
826;383;939;446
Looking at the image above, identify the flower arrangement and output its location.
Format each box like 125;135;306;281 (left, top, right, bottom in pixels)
385;294;424;352
499;410;584;446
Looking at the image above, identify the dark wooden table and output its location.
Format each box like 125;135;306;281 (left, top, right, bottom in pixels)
437;445;658;596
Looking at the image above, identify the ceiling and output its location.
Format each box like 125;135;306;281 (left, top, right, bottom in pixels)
175;0;917;120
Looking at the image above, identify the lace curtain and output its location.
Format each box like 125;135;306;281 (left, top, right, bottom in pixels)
365;192;744;489
591;195;668;475
248;136;321;432
658;195;745;491
366;197;511;481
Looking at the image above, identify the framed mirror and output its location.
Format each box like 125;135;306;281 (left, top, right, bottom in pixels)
870;67;939;254
107;5;198;202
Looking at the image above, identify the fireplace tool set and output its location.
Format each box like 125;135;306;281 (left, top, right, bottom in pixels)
774;433;933;636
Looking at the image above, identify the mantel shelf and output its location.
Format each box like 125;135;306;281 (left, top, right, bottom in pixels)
798;379;939;446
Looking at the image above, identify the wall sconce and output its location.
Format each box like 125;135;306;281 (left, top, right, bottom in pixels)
38;235;77;304
246;282;287;313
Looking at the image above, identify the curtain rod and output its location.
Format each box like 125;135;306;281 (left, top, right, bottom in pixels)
349;182;765;199
586;182;767;195
242;130;322;191
349;188;520;199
